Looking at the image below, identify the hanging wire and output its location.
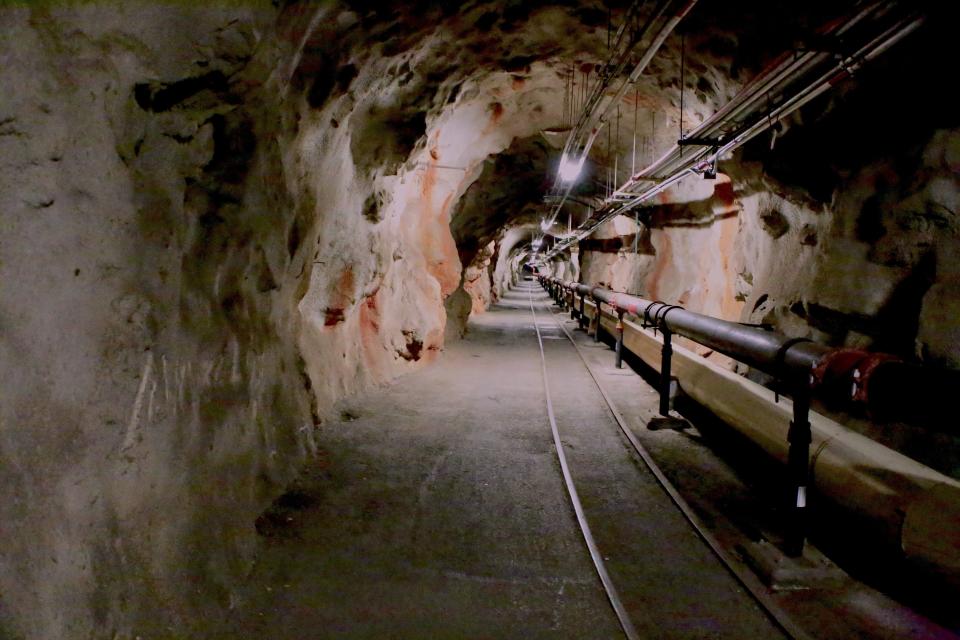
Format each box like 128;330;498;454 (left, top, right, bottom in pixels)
577;64;583;123
569;62;575;128
585;66;590;117
615;103;621;187
651;110;656;165
632;83;638;177
679;32;685;157
607;117;612;197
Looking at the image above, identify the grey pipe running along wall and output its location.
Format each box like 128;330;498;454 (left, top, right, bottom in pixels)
547;276;957;422
540;275;960;576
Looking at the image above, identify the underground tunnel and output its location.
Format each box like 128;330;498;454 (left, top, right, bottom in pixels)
1;0;959;638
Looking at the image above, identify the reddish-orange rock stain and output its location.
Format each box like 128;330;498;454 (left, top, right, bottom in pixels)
646;229;672;300
717;214;743;320
359;288;382;356
324;266;355;327
711;178;744;320
714;178;736;211
480;102;505;137
418;137;464;297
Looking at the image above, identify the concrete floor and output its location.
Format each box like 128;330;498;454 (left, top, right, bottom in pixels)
219;281;960;639
222;282;792;638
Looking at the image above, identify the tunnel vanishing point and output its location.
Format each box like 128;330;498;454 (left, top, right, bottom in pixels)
2;1;960;638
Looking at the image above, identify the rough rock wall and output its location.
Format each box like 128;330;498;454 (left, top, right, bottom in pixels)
577;121;960;370
575;125;960;476
492;224;538;299
570;29;960;474
0;4;320;637
0;1;636;636
6;1;952;636
463;241;495;314
287;0;644;358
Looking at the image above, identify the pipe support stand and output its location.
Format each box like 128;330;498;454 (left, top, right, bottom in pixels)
785;390;812;558
615;310;625;369
659;328;674;416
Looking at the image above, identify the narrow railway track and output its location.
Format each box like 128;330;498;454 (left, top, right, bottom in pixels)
526;281;808;640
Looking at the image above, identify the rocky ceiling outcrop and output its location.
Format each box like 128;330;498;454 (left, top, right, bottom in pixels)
1;1;957;637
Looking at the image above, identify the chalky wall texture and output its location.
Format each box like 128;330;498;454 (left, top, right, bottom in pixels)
0;1;956;637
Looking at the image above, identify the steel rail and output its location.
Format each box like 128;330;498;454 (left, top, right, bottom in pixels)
543;293;810;640
539;274;960;577
527;285;641;640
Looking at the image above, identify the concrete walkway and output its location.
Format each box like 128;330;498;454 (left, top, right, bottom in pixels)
223;282;784;639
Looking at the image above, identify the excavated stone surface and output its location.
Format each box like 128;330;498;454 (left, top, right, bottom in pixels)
0;1;684;635
0;4;312;638
1;1;958;637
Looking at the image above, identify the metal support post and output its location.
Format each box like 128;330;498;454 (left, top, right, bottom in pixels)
659;329;673;416
570;293;577;319
593;299;602;342
578;294;586;330
615;310;625;368
785;389;812;557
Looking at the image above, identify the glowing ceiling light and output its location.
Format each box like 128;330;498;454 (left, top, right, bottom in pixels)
558;154;584;183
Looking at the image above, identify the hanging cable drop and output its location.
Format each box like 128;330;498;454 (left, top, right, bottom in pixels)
679;31;685;157
632;83;639;177
544;0;699;231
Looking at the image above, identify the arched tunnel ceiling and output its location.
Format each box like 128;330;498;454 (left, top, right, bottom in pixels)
392;0;938;278
274;0;958;362
449;135;551;263
1;2;959;636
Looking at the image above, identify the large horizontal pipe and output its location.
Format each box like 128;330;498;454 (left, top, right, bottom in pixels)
550;277;959;421
553;284;960;576
583;282;830;376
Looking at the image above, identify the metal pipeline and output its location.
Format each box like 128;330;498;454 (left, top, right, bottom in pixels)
547;276;960;573
556;278;952;414
548;269;960;424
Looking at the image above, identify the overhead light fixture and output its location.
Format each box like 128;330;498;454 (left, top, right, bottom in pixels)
558;154;584;183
